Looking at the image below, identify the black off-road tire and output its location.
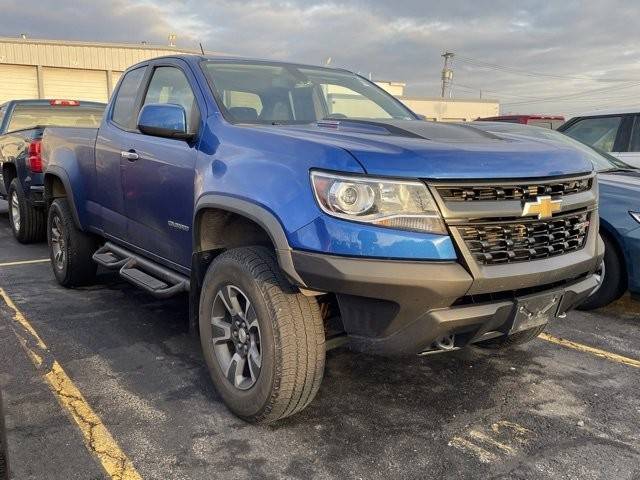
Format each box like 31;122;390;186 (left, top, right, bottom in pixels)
578;235;625;310
199;246;325;424
47;198;99;287
8;178;45;243
475;324;547;350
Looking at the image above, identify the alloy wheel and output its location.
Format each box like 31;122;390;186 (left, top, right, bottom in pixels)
10;191;20;232
591;261;606;296
50;214;66;270
210;285;262;390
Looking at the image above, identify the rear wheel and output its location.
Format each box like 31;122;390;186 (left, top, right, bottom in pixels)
8;178;45;243
199;247;325;423
578;235;625;310
475;324;547;350
47;198;99;287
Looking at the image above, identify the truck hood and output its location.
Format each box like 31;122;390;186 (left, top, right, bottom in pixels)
271;119;594;180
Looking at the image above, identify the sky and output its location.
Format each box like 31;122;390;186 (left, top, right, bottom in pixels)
2;0;640;116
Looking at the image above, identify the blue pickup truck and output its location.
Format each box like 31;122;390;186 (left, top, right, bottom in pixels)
0;99;105;242
42;55;604;423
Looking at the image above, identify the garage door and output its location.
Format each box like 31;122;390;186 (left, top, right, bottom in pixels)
42;67;108;102
0;65;39;104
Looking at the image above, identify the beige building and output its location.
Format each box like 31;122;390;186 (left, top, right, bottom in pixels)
400;97;499;122
0;37;205;104
375;80;499;122
374;80;406;97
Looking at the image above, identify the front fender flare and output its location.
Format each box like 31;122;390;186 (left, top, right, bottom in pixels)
194;194;306;286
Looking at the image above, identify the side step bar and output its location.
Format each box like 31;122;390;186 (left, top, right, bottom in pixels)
93;242;190;298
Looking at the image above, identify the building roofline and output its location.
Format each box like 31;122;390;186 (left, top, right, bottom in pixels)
0;36;215;54
374;80;407;86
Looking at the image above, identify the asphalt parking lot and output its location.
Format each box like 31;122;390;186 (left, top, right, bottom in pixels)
0;201;638;480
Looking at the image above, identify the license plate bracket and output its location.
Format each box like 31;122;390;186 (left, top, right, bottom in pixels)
510;290;563;334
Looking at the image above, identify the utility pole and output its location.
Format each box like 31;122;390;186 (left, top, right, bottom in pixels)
441;51;454;98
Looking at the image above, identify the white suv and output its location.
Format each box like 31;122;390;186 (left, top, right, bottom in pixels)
559;108;640;168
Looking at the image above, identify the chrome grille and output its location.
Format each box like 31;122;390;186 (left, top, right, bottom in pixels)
457;212;590;265
437;178;591;202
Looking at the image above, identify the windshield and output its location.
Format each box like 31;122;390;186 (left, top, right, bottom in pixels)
7;104;105;132
201;60;416;125
471;121;633;172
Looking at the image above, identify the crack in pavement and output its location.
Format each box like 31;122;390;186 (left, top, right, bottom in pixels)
0;288;142;480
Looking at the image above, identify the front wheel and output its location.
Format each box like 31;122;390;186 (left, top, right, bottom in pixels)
47;198;99;287
199;247;325;423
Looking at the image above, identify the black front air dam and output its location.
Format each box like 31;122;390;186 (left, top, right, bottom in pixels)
291;250;599;356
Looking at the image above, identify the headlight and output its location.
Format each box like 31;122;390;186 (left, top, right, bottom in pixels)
310;171;446;234
630;211;640;224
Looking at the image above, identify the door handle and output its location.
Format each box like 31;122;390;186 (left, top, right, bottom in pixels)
121;150;139;161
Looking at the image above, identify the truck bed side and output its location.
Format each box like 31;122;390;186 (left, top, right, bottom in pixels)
42;127;99;228
0;127;45;197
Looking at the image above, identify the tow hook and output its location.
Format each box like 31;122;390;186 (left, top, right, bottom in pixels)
418;334;459;356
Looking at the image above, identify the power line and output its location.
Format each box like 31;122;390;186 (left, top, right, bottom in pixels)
455;55;640;83
502;81;640;106
454;83;546;100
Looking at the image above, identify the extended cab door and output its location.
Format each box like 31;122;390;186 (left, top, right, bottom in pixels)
120;62;201;269
95;66;148;239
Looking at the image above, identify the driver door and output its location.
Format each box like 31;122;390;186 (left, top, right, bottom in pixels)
120;62;201;269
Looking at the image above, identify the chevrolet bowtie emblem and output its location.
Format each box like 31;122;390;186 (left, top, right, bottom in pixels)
522;195;562;220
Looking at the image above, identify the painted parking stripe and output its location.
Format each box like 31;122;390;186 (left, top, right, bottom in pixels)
0;288;142;480
540;332;640;368
0;259;50;267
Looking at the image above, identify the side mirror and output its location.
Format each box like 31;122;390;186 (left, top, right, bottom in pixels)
137;103;193;140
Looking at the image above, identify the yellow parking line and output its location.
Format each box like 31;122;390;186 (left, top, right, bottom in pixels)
539;332;640;369
0;259;50;267
0;288;142;480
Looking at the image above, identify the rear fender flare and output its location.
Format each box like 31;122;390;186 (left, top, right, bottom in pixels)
44;166;83;229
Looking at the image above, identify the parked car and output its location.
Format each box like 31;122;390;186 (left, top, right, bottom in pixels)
559;109;640;168
0;99;105;242
477;114;565;129
473;121;640;309
42;55;603;423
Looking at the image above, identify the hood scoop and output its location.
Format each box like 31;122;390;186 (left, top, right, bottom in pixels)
316;118;502;142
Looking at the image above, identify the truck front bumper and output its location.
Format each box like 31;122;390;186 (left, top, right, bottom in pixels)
291;233;602;355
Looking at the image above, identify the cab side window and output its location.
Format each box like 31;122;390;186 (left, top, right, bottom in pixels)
143;67;198;133
563;116;622;152
112;67;146;129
